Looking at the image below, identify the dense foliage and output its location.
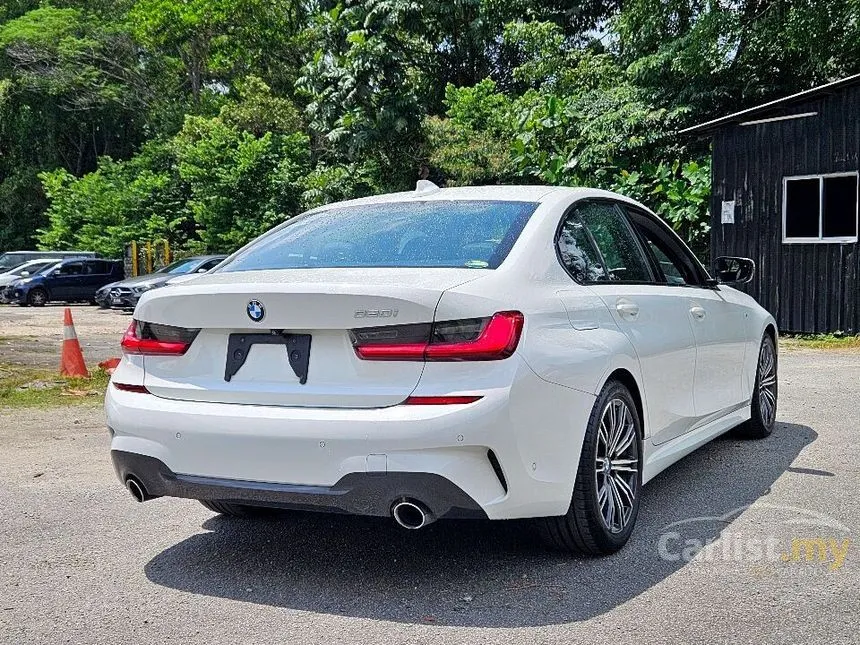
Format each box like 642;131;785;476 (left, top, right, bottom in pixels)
0;0;858;260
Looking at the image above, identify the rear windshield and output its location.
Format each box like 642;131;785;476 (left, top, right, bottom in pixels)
219;200;538;272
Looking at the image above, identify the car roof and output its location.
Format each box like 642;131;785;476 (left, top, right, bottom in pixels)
18;258;63;266
52;257;119;264
305;184;646;213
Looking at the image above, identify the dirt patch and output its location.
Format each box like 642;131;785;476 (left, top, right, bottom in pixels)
0;304;129;368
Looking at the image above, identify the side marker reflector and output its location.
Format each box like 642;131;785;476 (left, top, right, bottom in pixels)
402;395;482;405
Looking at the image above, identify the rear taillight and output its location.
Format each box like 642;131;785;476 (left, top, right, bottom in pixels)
121;320;199;356
351;311;523;361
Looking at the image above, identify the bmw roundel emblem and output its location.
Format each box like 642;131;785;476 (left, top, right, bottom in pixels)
247;300;265;323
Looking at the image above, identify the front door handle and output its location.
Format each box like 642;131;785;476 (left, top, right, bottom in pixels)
616;300;640;320
690;305;706;320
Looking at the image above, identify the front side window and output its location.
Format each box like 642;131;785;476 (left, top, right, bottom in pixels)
784;173;858;242
557;202;653;283
220;200;538;272
56;262;83;276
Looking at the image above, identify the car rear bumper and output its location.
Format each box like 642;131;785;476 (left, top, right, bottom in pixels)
111;450;487;518
105;359;595;520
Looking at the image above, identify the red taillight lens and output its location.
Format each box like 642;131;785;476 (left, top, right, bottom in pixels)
121;320;199;356
426;311;523;360
402;395;483;405
351;311;523;361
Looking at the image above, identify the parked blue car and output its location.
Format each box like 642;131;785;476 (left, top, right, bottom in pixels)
5;258;124;306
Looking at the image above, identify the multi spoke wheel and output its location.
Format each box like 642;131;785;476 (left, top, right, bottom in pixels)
538;379;643;555
595;398;639;534
738;333;778;439
27;288;48;307
757;339;777;426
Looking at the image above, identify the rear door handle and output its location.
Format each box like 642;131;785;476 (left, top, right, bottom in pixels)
690;305;706;320
616;300;640;320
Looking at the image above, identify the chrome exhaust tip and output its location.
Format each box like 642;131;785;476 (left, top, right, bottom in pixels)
126;477;147;503
391;499;434;530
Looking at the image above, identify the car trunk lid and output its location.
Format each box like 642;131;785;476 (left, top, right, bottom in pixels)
137;268;482;408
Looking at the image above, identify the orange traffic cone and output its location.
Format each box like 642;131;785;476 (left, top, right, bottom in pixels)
60;308;90;378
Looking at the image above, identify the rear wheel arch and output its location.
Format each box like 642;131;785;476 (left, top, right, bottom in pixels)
604;368;645;441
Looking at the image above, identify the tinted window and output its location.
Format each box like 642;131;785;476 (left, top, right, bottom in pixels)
55;262;83;276
198;259;222;271
573;202;652;282
83;261;105;274
220;201;538;272
644;240;686;284
557;211;609;282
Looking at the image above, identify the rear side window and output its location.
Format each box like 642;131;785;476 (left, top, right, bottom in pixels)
220;200;538;272
85;261;110;274
557;202;653;283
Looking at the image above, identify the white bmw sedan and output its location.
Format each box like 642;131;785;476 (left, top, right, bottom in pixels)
106;183;777;555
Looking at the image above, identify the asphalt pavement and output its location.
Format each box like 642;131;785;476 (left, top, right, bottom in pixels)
0;347;857;644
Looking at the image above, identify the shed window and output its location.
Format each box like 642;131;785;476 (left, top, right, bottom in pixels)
783;173;858;243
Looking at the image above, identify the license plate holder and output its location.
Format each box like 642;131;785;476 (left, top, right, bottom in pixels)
225;331;312;384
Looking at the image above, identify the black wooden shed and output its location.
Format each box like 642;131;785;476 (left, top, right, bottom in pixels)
682;74;860;334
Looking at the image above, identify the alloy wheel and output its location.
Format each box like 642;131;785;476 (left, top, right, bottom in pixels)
595;398;639;534
758;339;777;426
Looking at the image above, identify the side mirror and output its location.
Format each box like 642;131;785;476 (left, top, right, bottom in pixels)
20;271;29;277
197;268;208;273
714;256;755;285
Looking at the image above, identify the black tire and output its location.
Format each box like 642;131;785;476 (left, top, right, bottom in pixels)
538;379;643;555
27;288;48;307
199;500;272;517
736;333;778;439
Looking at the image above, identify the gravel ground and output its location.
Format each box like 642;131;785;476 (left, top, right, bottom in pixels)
0;304;129;368
0;348;858;644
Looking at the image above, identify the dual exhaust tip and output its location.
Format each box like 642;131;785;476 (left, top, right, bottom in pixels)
391;499;434;530
126;477;433;529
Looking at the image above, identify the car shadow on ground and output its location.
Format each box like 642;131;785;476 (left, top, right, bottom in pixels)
145;422;815;627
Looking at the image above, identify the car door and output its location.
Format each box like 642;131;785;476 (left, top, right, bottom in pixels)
557;200;698;445
49;262;84;300
624;207;748;420
81;260;110;298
